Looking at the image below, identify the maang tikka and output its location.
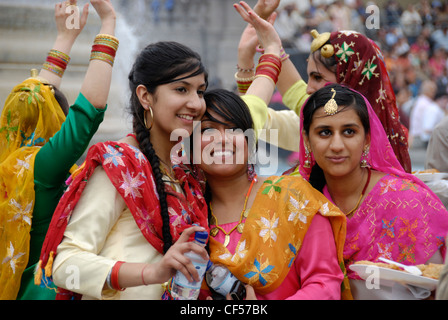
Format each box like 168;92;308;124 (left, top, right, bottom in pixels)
324;88;338;116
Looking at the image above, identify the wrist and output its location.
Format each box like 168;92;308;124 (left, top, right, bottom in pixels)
99;17;116;36
141;264;150;286
53;35;76;53
262;45;281;57
238;47;257;60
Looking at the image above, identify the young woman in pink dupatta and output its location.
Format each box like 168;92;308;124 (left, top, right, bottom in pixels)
291;83;448;299
237;0;411;173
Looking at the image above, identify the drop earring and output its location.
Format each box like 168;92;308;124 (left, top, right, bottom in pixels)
247;163;256;181
361;145;370;167
304;146;311;168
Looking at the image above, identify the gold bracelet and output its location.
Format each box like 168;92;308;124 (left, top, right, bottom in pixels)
234;72;255;83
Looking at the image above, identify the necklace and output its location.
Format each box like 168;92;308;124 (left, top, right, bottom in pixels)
209;175;257;247
345;167;371;216
159;161;180;184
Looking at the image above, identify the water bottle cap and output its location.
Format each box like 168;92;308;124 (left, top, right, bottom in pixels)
194;231;208;244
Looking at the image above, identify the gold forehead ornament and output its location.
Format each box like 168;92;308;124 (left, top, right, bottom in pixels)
324;88;338;115
310;29;334;58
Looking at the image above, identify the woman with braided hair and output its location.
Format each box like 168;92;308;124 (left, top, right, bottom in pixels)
37;41;210;300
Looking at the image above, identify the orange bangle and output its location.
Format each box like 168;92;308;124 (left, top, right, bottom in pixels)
111;261;125;291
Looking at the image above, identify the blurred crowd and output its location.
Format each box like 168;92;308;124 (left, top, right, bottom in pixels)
275;0;448;148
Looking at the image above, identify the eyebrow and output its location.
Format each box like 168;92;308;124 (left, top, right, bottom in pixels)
171;79;207;87
313;123;361;130
309;71;322;78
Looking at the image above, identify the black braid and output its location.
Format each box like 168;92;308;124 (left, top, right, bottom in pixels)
127;41;208;254
204;183;213;254
135;120;173;253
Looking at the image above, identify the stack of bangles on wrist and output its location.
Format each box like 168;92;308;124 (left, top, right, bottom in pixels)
235;47;286;94
90;34;119;67
255;53;282;84
235;72;255;94
43;49;70;77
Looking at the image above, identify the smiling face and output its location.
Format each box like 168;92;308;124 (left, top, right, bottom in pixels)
197;109;249;179
303;106;370;178
306;52;338;95
138;72;207;142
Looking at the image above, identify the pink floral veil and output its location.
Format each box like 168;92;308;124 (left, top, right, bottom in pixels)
292;83;443;200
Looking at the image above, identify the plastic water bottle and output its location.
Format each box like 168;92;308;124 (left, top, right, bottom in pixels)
170;231;209;300
206;263;246;300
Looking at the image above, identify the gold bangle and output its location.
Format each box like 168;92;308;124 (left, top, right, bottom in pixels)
90;51;115;66
234;72;255;83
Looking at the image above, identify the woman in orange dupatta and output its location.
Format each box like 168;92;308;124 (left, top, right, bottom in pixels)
189;2;350;300
197;88;349;299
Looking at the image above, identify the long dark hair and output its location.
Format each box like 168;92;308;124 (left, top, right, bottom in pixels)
128;41;208;253
302;84;370;192
52;86;70;116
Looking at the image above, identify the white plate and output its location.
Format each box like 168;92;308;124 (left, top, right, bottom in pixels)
413;172;448;183
349;264;438;291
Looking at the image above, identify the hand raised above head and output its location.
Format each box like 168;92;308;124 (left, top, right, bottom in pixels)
55;1;89;41
253;0;280;20
234;1;281;56
90;0;116;24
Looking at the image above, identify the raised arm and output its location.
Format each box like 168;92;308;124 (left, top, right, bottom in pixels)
234;1;281;105
38;0;89;88
80;0;117;109
252;0;304;97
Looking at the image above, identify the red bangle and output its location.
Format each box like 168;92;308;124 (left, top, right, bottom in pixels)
46;56;68;69
111;261;125;291
258;54;282;70
91;44;117;58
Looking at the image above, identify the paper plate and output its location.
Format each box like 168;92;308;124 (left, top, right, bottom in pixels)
413;172;448;183
349;264;438;291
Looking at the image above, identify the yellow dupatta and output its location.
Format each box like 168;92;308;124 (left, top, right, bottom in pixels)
209;175;352;299
0;75;66;299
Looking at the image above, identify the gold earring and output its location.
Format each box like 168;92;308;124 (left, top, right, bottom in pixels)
304;146;312;168
361;145;370;167
144;106;154;130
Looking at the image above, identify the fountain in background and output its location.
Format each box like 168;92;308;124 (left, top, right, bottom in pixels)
0;0;250;144
0;0;288;174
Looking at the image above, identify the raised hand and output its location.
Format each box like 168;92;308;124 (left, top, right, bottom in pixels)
253;0;280;20
55;0;89;41
39;1;89;87
234;1;281;56
90;0;116;34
